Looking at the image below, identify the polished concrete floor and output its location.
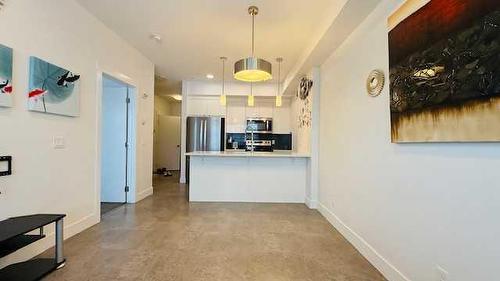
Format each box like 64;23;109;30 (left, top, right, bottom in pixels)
100;202;125;216
43;174;385;281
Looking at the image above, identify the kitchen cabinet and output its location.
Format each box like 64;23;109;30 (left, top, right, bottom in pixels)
187;96;292;134
246;100;273;118
273;102;292;134
186;96;226;116
226;97;246;133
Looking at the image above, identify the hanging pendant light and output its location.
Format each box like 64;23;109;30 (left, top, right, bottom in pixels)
234;6;272;82
220;57;227;106
248;83;255;107
275;57;283;107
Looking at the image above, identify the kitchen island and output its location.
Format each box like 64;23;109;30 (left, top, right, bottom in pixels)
186;151;310;203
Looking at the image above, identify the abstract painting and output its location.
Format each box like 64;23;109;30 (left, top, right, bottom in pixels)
28;56;80;116
0;44;13;107
388;0;500;142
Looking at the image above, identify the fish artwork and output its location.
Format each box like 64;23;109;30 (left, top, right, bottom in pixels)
0;79;10;94
28;88;47;99
28;56;81;116
0;43;13;107
57;71;80;87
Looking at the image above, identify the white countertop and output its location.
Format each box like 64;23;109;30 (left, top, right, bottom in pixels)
186;151;310;158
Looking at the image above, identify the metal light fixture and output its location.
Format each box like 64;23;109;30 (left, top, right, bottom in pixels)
220;57;227;106
275;58;283;107
234;6;272;82
248;83;255;107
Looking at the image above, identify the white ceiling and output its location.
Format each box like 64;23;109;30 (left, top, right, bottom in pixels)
76;0;341;95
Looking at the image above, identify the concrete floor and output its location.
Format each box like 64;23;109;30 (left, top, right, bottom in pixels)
43;174;385;281
100;202;125;216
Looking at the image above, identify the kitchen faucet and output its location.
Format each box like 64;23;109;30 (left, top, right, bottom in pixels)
250;129;255;152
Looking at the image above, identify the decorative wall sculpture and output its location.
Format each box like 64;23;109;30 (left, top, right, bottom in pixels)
388;0;500;142
297;77;313;128
0;44;13;107
366;70;385;97
28;56;80;116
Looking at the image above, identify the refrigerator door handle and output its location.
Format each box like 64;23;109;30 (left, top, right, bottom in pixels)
198;121;203;151
203;120;208;150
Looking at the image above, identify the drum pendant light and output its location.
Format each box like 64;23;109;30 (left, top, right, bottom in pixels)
234;6;272;82
220;57;227;106
275;58;283;107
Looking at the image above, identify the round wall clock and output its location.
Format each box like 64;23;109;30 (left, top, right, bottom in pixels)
366;70;385;97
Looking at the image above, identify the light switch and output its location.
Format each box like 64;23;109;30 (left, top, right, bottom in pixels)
53;136;66;149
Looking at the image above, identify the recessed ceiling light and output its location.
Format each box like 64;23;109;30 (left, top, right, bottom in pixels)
150;33;162;43
206;74;215;79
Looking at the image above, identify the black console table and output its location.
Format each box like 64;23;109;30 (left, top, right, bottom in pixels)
0;214;66;281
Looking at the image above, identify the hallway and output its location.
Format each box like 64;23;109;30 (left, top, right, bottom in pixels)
43;175;385;281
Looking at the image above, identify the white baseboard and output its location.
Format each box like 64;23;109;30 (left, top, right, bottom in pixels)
0;212;99;269
134;186;153;203
305;197;318;209
318;202;410;281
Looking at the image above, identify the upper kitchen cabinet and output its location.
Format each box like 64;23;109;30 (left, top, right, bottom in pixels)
246;99;273;118
273;98;292;134
226;96;247;133
186;96;226;116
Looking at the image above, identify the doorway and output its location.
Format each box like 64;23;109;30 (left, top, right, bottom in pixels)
153;94;181;177
100;74;136;215
157;116;181;170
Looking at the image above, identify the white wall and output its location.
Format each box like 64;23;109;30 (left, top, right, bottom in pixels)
290;70;319;154
154;95;181;117
0;0;154;267
318;1;500;280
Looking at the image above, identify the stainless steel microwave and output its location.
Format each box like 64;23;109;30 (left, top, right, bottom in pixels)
246;118;273;133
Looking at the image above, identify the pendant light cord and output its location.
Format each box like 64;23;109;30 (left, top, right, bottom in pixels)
222;58;225;95
251;13;255;57
278;60;281;95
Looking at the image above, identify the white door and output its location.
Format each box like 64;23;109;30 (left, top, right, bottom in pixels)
157;115;181;170
101;86;128;202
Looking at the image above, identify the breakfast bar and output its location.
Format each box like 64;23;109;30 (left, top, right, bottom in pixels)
186;151;310;203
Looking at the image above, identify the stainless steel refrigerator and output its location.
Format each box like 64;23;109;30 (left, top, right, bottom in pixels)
185;116;225;184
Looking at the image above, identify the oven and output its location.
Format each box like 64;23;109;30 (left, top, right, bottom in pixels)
245;140;273;152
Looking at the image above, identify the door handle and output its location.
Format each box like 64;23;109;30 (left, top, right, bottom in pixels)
203;120;207;150
198;122;203;151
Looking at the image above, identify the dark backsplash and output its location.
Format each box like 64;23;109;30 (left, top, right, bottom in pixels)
273;134;293;150
226;133;293;150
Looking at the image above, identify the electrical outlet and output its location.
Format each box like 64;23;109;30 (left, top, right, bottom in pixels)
436;265;449;281
53;136;66;149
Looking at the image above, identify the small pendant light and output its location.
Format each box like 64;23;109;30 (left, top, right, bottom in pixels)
219;57;227;106
248;83;255;107
275;58;283;107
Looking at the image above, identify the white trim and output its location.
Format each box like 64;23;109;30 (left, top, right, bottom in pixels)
305;197;318;209
96;66;139;204
318;202;411;281
309;67;321;206
180;81;188;184
134;186;154;203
